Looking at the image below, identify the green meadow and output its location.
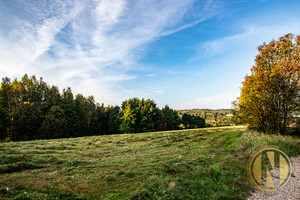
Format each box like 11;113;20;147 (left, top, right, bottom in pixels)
0;126;299;200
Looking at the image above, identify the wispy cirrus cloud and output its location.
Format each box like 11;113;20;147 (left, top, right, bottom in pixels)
4;0;84;62
191;21;300;61
0;0;223;105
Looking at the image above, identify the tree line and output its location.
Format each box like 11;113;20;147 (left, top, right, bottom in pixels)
179;109;233;126
0;74;205;141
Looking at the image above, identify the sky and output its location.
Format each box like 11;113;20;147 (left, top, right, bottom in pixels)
0;0;300;109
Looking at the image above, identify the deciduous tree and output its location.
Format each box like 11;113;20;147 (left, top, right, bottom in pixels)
238;34;300;134
119;102;136;133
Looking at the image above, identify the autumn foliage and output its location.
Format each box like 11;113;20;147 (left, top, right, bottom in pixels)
237;34;300;134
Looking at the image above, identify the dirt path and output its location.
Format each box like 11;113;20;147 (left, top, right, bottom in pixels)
247;155;300;200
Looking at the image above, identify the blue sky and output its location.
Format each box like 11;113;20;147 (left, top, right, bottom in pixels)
0;0;300;109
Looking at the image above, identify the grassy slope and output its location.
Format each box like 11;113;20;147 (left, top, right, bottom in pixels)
0;126;299;200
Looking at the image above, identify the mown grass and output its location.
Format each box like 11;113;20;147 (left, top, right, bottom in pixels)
0;126;299;200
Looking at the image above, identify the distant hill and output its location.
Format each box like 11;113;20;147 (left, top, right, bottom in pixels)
177;109;234;126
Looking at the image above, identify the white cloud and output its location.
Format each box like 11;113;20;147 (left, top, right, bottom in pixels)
145;74;157;77
155;90;165;95
196;28;255;57
0;0;223;106
8;1;84;62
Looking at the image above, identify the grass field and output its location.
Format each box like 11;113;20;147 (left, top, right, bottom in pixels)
0;126;299;200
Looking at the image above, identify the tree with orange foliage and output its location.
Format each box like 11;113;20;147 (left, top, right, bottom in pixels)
237;34;300;134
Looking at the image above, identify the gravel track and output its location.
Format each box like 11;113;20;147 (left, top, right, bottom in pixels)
247;156;300;200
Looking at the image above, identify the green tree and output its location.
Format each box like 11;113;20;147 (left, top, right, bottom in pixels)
20;74;47;105
39;106;68;139
157;112;168;131
120;98;161;133
182;113;205;129
161;105;181;130
0;106;5;139
119;102;136;133
74;94;100;136
106;106;121;134
0;84;7;139
193;115;205;128
11;102;42;141
138;99;161;132
85;96;97;135
41;85;61;113
61;88;79;137
182;113;192;128
0;77;12;114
